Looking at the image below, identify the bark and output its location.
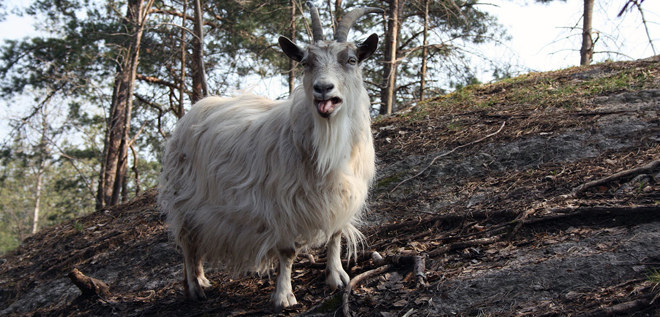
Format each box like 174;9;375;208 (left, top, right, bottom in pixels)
191;0;208;104
130;144;141;195
419;0;429;101
380;0;402;115
31;166;44;234
580;0;594;65
97;0;153;209
178;0;188;118
288;0;296;96
333;0;343;33
32;105;50;234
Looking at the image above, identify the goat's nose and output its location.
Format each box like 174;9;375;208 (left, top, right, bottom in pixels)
313;82;334;95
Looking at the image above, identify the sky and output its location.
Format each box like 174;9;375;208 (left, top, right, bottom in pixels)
488;0;659;73
0;0;658;119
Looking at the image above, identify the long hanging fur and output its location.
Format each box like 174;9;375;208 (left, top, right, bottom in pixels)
158;7;379;307
158;74;375;276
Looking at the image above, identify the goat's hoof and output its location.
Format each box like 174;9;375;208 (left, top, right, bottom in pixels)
271;291;298;311
326;268;350;290
198;276;211;288
186;286;207;301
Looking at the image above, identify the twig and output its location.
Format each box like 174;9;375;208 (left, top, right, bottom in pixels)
507;207;536;240
342;265;391;317
427;235;504;257
390;121;506;193
571;158;660;196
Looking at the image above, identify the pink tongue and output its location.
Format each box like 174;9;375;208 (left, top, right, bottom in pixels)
318;100;334;113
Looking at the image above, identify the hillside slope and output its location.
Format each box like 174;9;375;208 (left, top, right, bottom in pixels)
1;57;659;316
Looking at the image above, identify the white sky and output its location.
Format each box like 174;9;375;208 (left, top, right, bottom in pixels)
487;0;659;72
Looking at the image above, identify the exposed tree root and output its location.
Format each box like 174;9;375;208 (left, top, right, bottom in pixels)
571;158;660;196
68;268;111;299
583;295;658;316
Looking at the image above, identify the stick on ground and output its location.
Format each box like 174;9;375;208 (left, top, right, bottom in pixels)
390;121;506;193
571;158;660;195
68;268;111;299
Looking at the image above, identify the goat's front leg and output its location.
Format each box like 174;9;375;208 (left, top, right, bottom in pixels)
325;231;350;290
272;247;298;310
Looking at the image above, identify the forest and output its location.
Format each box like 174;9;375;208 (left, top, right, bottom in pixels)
0;0;654;253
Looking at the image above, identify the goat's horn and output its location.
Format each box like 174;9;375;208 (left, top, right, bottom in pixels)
334;7;383;42
307;1;324;42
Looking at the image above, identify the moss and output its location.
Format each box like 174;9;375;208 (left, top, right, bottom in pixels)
647;268;660;284
376;172;405;190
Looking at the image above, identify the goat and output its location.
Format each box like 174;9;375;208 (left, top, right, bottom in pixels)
158;3;380;309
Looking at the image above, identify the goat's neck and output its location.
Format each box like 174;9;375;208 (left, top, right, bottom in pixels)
291;89;370;176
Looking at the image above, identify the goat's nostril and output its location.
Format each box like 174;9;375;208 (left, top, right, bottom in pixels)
313;83;334;94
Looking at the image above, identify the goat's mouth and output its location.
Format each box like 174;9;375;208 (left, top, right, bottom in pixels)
315;97;342;118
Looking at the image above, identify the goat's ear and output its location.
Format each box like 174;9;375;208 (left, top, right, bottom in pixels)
278;36;305;62
357;33;379;62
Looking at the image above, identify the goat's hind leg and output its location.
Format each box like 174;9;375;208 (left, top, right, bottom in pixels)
272;247;298;310
181;229;209;300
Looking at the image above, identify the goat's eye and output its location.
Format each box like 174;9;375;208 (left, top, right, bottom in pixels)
300;60;309;68
347;57;358;65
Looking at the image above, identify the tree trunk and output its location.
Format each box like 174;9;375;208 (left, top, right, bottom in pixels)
419;0;429;101
31;169;43;234
580;0;594;65
130;144;141;195
32;104;50;233
178;0;188;118
288;0;296;96
97;0;153;209
333;0;343;33
380;0;401;115
191;0;208;104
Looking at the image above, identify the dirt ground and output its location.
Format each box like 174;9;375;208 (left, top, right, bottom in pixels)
1;57;659;316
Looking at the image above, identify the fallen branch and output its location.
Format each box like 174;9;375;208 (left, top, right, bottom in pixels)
571;158;660;196
390;121;506;193
342;265;391;317
68;268;111;299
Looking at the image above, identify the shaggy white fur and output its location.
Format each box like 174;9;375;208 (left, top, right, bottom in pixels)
158;37;377;309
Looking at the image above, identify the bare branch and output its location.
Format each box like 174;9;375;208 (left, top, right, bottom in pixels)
136;74;180;90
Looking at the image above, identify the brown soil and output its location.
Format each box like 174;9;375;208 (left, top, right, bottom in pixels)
1;57;659;316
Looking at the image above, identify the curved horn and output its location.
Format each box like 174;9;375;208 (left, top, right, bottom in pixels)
306;1;324;42
334;7;383;42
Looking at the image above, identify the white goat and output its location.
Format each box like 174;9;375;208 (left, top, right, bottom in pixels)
158;4;380;309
